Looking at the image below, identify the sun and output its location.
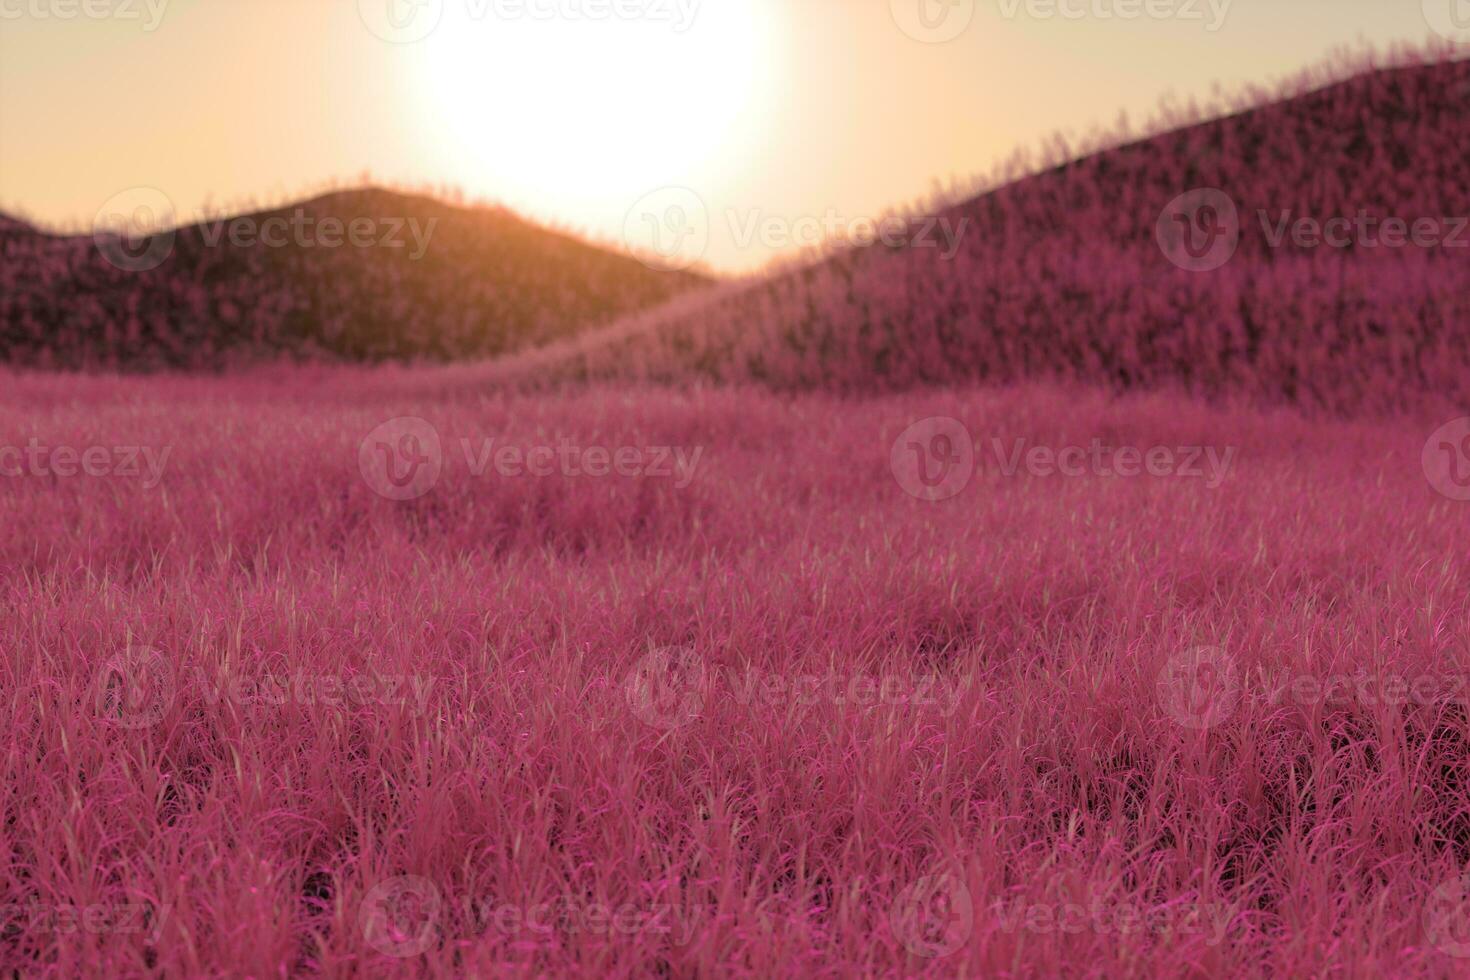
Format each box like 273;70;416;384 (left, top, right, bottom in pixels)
414;3;777;224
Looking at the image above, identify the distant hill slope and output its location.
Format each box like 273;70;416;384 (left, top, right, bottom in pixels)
0;189;707;370
502;54;1470;416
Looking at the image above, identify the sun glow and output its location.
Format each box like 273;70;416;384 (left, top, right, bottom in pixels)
415;3;777;228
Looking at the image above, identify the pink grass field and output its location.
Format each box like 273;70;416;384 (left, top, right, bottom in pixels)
4;368;1470;976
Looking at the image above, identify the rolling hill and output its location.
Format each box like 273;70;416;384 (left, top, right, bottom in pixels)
0;189;708;370
5;51;1468;417
498;52;1470;416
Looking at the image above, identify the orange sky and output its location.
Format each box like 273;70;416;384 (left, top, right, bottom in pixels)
0;0;1459;272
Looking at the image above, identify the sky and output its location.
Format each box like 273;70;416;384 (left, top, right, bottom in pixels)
0;0;1461;273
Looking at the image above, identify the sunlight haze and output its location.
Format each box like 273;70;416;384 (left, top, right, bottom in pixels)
0;0;1451;272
